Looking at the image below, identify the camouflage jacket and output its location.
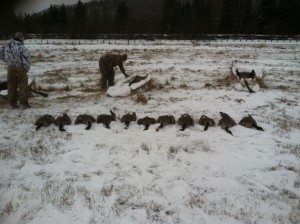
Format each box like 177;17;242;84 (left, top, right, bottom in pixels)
0;38;31;72
100;53;126;75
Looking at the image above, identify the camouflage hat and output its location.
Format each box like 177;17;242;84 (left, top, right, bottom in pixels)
15;32;25;42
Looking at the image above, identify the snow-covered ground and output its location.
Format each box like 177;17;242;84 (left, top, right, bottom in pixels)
0;39;299;224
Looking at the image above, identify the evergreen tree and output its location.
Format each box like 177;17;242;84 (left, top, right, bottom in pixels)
256;0;278;34
2;0;298;37
277;0;300;34
220;0;238;33
59;4;67;33
240;0;255;34
162;0;181;33
0;3;21;37
0;0;22;36
179;1;192;33
49;4;60;33
114;1;132;33
191;0;206;34
73;0;87;34
23;13;33;34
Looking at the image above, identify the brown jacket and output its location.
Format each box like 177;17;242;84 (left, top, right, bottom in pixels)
101;53;126;75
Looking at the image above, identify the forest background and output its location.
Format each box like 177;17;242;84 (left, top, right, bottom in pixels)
1;0;300;38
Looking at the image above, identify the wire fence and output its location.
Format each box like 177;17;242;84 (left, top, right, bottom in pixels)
1;34;299;46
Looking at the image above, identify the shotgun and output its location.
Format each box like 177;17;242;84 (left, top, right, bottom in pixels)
0;81;49;97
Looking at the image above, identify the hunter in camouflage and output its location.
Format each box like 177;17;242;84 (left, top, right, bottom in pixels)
99;53;128;88
0;32;31;109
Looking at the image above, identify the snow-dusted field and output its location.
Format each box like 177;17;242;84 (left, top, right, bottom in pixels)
0;39;300;224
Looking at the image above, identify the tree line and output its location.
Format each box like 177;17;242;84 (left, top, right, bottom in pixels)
1;0;299;38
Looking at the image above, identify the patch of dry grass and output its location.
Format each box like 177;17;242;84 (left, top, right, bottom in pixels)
141;51;153;61
63;47;78;52
0;95;8;108
274;85;289;91
212;65;240;88
135;94;148;104
80;87;101;93
179;83;188;88
214;75;234;88
75;67;92;75
131;80;165;94
239;55;251;59
57;92;104;102
255;44;267;48
256;76;268;89
216;51;225;55
38;85;71;92
44;69;65;77
31;53;46;63
276;98;298;106
0;147;13;159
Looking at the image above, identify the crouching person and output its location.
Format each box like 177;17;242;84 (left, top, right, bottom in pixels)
99;53;128;89
0;32;31;109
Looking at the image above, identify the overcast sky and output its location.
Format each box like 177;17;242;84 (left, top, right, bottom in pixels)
15;0;91;14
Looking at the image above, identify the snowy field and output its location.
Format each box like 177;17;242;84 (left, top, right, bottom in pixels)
0;39;300;224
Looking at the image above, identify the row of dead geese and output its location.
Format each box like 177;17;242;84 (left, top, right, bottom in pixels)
35;111;264;135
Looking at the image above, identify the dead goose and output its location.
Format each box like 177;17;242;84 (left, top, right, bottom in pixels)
236;69;256;80
178;114;194;131
75;114;96;130
236;69;256;93
121;112;137;129
55;113;72;131
97;110;116;129
218;112;236;135
129;74;148;86
137;116;157;131
239;114;264;131
199;114;215;131
156;115;175;131
35;114;55;130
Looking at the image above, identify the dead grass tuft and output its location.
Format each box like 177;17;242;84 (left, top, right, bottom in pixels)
214;65;240;87
240;55;250;59
179;83;188;88
274;85;289;91
141;143;151;154
294;181;300;188
256;76;268;89
32;53;46;62
204;83;212;88
256;44;267;48
280;143;300;158
71;47;78;51
44;69;65;78
3;201;13;215
57;92;104;102
165;80;171;86
141;51;152;60
0;95;8;108
132;80;164;93
216;51;225;55
80;87;100;93
144;80;157;90
38;85;71;92
0;148;13;159
75;67;91;75
135;94;148;104
215;74;235;88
